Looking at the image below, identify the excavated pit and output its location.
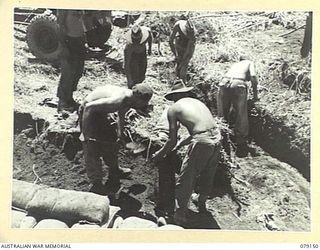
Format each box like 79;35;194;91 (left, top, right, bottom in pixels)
13;105;310;231
12;110;233;229
195;83;310;180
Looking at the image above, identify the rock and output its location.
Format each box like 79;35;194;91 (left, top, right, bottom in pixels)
117;217;157;229
125;142;146;154
156;216;167;226
256;213;280;231
133;144;146;154
34;219;69;228
11;210;27;228
20;216;37;228
125;142;137;150
71;223;100;228
157;224;184;230
266;220;280;231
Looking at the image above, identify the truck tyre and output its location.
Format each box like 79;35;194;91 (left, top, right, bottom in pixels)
26;13;62;61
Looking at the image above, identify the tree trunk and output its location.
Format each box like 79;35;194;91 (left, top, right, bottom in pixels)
301;12;312;58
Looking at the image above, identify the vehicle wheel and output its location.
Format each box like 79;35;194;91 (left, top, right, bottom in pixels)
86;22;112;48
26;13;62;61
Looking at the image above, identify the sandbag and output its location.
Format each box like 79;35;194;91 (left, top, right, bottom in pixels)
26;187;110;225
20;216;38;228
71;223;100;228
35;219;69;229
12;179;44;210
11;210;27;228
26;187;60;216
118;217;158;229
157;224;184;230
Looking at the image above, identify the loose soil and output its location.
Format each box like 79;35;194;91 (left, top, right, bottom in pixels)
13;11;311;231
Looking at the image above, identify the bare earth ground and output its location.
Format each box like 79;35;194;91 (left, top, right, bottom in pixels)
13;11;310;230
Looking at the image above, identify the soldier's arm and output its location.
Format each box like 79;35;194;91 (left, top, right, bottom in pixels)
169;24;179;57
249;61;258;101
152;107;178;162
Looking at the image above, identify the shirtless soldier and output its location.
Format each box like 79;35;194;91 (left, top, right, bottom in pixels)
217;56;258;157
169;19;196;83
152;82;221;226
79;83;153;194
124;24;153;88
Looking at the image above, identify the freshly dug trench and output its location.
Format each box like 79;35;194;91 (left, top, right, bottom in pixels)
12;107;310;231
181;84;311;231
249;102;310;180
195;83;310;180
13;111;157;216
12;111;233;228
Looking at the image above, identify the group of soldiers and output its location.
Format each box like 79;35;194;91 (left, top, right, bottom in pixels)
55;10;258;226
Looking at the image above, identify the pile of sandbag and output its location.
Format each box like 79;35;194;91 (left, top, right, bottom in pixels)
11;179;184;229
11;179;111;228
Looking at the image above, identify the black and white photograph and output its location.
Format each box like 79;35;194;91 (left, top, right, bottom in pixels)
10;7;312;233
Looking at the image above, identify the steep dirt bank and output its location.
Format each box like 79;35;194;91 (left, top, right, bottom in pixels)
190;25;311;179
